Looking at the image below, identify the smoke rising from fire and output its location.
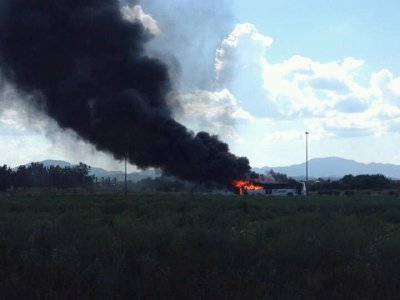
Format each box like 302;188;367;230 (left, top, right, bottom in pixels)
0;0;251;184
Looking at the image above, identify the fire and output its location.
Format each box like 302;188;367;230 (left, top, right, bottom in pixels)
232;179;264;195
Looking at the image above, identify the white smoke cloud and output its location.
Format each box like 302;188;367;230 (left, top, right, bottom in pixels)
120;4;160;35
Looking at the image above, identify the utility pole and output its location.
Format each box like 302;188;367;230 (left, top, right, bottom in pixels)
124;154;127;196
305;132;309;195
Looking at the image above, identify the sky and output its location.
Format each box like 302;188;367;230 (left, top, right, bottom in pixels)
1;0;400;171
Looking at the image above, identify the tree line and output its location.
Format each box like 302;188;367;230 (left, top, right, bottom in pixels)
310;174;398;191
0;162;94;190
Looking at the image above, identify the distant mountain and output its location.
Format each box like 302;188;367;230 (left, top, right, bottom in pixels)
13;160;158;183
90;167;158;182
253;157;400;179
27;159;72;169
15;157;400;182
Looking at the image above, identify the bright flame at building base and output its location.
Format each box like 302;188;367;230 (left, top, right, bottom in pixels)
232;179;264;195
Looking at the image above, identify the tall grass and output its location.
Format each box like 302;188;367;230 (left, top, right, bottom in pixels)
1;193;400;299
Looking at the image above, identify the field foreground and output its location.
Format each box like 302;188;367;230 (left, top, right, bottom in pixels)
1;193;400;299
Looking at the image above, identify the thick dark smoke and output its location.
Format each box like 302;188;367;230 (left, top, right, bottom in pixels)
0;0;250;184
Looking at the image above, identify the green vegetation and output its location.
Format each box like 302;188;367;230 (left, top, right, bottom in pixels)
310;174;398;193
2;193;400;299
0;162;93;190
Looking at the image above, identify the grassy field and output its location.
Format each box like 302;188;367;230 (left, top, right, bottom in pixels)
1;192;400;299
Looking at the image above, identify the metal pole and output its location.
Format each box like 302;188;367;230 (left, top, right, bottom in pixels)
124;154;127;196
305;132;309;195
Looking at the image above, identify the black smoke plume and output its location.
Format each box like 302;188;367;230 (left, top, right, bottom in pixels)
0;0;250;185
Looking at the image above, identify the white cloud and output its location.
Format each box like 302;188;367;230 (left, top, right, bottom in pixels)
0;136;52;167
121;4;160;35
373;102;400;120
309;77;350;94
324;126;374;138
173;22;400;142
214;23;279;118
171;23;273;140
264;130;305;142
387;120;400;133
370;69;400;107
334;96;369;113
0;111;25;132
211;23;374;124
208;22;400;140
215;23;272;78
173;88;252;142
307;115;385;138
262;55;371;119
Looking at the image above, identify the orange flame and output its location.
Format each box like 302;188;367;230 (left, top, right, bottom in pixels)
232;179;264;192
